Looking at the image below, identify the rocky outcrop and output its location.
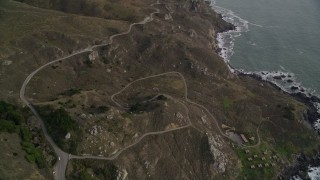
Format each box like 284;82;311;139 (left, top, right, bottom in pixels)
190;0;201;12
188;29;198;38
88;51;99;61
65;132;71;140
164;13;173;21
208;134;227;173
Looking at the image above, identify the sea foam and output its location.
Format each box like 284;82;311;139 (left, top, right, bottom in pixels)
209;0;320;134
209;1;320;178
209;0;249;63
308;166;320;180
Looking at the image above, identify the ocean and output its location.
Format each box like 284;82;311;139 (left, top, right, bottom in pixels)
209;0;320;178
210;0;320;96
210;0;320;128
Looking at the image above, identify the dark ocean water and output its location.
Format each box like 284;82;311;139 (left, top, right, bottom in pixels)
210;0;320;96
209;0;320;178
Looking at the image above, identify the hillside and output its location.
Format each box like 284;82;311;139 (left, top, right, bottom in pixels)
0;0;319;179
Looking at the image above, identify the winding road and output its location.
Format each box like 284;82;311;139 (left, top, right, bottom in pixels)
19;0;266;179
20;1;161;179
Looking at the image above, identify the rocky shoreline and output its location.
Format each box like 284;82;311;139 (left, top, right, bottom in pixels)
227;35;320;180
214;34;320;134
238;71;320;129
210;1;320;179
210;0;320;134
208;0;320;132
237;70;320;179
279;152;320;179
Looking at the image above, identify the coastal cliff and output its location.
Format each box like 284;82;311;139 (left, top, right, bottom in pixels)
0;0;320;179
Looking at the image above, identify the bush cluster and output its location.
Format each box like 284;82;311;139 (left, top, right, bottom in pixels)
0;101;45;168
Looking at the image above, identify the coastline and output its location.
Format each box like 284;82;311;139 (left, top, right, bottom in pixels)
3;0;320;179
208;0;320;133
238;72;320;127
209;1;320;178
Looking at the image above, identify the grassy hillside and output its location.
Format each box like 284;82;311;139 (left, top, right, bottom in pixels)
1;0;320;179
0;0;130;102
0;101;51;179
15;0;151;22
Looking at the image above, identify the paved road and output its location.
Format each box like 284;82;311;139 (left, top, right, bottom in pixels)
19;1;161;179
112;71;271;148
112;71;229;137
20;53;263;180
71;124;191;161
19;0;265;178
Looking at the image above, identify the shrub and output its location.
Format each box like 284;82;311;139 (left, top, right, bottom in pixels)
223;98;233;108
138;37;152;53
79;170;93;180
283;106;295;121
34;150;46;168
21;140;46;168
38;107;78;149
21;141;35;154
84;59;93;67
20;127;32;142
157;95;167;100
0;101;15;113
0;101;46;168
25;154;36;163
97;106;110;113
0;119;16;133
60;88;81;96
7;111;25;125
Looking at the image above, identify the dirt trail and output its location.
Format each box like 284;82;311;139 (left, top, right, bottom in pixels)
19;0;266;179
20;1;161;179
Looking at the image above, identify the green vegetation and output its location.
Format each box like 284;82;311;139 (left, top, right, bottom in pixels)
37;106;79;152
60;88;82;96
121;112;131;118
16;0;103;17
107;27;120;34
157;95;168;101
93;164;117;180
282;105;295;121
235;146;277;180
78;171;93;180
45;108;77;134
21;140;46;168
20;127;32;141
0;101;45;168
235;125;320;179
68;159;118;180
88;105;110;114
0;101;25;125
7;111;25;125
0;101;23;133
15;0;140;22
58;99;77;109
223;97;233;109
274;132;315;158
129;101;161;113
200;136;214;163
103;3;138;22
0;119;16;133
0;100;15;113
96;105;110;113
138;37;152;53
106;118;122;134
51;65;59;69
84;58;93;67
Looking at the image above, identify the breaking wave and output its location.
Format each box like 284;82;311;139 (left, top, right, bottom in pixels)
209;0;320;133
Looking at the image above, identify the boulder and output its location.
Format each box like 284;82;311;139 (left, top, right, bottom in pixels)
65;132;71;140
